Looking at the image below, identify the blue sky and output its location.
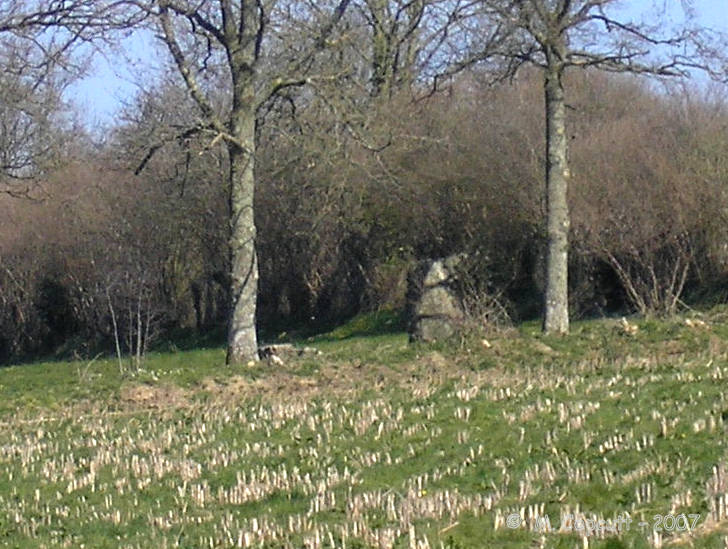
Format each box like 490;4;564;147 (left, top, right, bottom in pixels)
66;0;728;128
67;29;160;129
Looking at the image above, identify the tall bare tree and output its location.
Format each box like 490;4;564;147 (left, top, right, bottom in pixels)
134;1;353;363
475;0;709;334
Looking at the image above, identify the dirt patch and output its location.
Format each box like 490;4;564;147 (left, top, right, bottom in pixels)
199;373;333;403
120;383;191;409
194;351;471;404
662;339;685;355
115;349;494;410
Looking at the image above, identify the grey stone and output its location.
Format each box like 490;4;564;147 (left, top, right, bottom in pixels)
416;286;464;319
416;317;458;342
423;261;449;287
406;255;466;343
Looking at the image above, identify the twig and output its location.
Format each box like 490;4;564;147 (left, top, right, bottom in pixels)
77;352;104;383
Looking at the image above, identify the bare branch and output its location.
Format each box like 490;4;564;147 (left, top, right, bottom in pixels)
157;2;240;148
163;1;227;46
590;14;690;47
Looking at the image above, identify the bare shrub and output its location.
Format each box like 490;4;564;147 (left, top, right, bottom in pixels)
454;254;513;335
570;74;718;317
600;234;692;317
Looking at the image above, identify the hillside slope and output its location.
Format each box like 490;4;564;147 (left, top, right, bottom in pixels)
1;313;728;548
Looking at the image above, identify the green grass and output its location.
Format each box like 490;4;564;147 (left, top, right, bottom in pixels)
1;309;728;547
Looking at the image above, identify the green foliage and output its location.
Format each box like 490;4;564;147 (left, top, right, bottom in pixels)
320;310;406;341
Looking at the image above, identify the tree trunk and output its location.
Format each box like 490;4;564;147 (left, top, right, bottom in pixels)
542;59;570;334
225;104;259;364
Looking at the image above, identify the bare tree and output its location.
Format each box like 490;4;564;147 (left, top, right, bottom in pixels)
471;0;710;334
0;39;67;197
358;0;427;97
0;1;145;195
128;1;354;364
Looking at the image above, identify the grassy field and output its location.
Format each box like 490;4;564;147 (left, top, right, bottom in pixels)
2;310;728;548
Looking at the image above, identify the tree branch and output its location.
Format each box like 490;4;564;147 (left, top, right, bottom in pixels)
163;0;227;46
157;1;242;148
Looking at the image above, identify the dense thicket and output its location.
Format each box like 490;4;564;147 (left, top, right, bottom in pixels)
1;70;727;363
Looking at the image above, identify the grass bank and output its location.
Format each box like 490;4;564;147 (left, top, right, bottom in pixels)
1;310;728;547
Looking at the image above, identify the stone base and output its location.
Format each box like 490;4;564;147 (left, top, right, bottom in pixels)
411;316;461;342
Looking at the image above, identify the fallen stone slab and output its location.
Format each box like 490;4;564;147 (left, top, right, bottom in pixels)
258;344;322;365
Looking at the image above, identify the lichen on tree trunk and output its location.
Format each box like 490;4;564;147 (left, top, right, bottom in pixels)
542;57;570;335
225;112;259;365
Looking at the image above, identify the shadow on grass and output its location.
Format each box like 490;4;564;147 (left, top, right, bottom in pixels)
305;310;406;343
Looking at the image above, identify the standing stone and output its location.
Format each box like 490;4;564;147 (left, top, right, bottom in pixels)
406;255;465;342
